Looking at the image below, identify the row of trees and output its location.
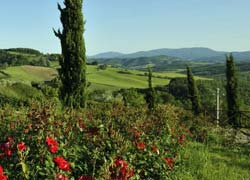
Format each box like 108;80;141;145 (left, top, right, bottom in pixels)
187;54;240;127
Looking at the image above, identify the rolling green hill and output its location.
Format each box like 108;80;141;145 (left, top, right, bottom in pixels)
0;65;208;90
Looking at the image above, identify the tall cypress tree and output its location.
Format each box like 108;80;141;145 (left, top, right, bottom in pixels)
186;66;201;114
54;0;87;108
226;53;240;127
146;67;155;111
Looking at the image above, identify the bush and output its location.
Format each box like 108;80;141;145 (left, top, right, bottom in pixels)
0;102;190;179
118;89;146;107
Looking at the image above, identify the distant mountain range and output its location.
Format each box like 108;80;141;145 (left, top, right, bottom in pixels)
90;47;250;61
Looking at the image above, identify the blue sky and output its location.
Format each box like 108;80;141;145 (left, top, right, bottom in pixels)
0;0;250;55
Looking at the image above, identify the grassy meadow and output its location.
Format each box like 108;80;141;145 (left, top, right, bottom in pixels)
176;142;250;180
0;64;209;90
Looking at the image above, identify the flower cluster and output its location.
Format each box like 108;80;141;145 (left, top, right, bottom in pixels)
0;165;7;180
53;157;71;171
46;137;58;153
110;157;134;180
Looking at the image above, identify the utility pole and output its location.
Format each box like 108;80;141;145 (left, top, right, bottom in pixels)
216;88;220;127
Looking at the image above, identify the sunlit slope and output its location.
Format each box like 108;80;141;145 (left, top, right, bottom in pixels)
0;65;208;89
2;65;57;83
87;66;169;89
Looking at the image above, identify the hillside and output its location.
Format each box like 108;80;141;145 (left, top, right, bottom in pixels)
0;65;186;90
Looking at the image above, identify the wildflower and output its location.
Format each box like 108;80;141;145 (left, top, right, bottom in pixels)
135;142;146;150
53;157;71;171
17;142;26;152
46;137;58;153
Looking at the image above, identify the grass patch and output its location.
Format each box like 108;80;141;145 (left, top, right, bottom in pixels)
176;142;250;180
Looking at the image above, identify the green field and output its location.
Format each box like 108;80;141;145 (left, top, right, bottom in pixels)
2;66;57;84
0;65;209;90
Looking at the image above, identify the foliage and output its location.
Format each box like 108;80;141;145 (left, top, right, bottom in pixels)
97;64;108;70
187;66;202;114
54;0;87;108
145;67;156;111
0;102;190;179
117;88;146;107
6;48;41;55
226;54;240;127
0;49;53;68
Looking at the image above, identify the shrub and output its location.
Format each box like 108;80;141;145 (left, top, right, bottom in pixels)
0;102;190;179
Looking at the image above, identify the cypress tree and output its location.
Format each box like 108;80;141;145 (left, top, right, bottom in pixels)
226;53;240;127
146;67;155;111
54;0;87;108
186;66;201;114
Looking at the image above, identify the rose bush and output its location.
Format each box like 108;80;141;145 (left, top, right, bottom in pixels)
0;102;191;179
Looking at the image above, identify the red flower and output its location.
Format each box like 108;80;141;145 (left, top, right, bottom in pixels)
0;165;7;180
0;174;7;180
17;142;26;152
46;137;58;153
110;157;134;180
55;174;68;180
4;149;11;156
164;157;174;170
78;176;93;180
0;165;3;175
53;157;71;171
115;157;128;169
135;142;145;150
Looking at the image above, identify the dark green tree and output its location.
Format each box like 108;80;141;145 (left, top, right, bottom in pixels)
145;67;155;111
186;66;201;114
226;53;240;127
54;0;87;108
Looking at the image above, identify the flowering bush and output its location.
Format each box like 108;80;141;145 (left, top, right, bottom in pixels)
0;102;190;179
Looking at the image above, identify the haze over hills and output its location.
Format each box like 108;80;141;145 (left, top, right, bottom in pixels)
90;47;250;61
